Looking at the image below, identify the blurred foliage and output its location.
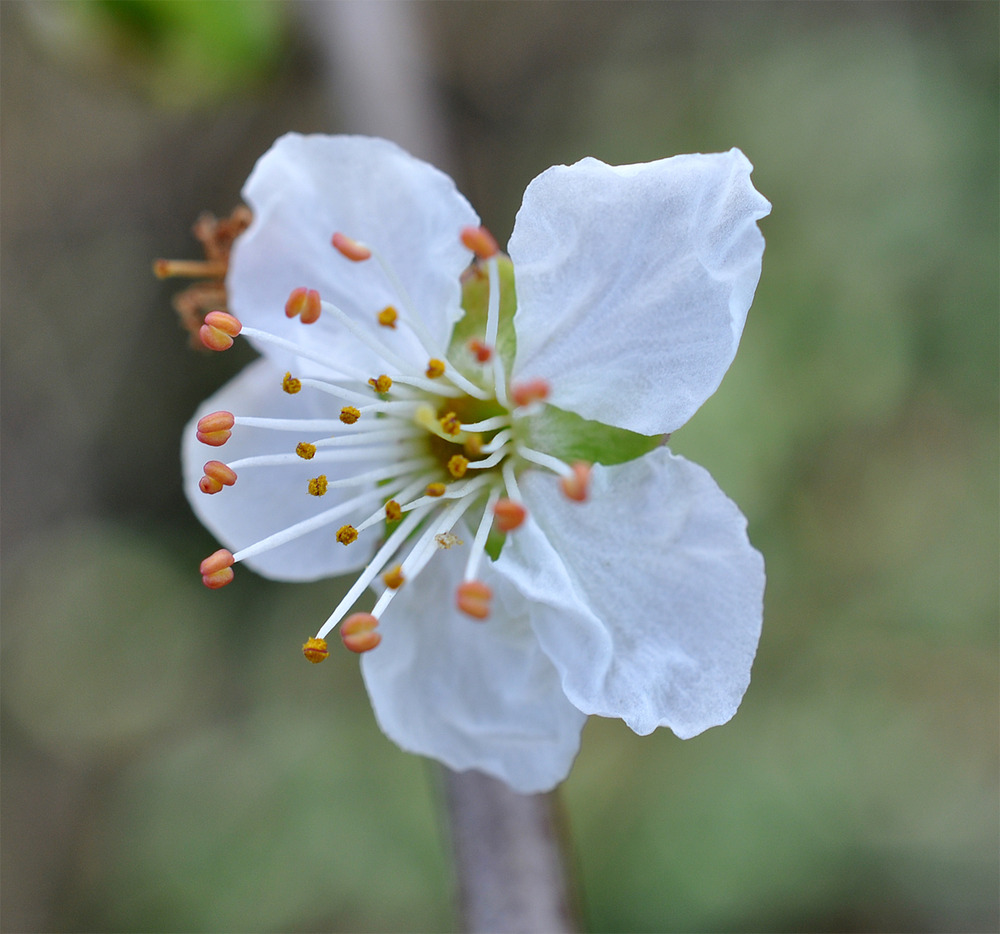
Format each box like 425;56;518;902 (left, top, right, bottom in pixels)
2;2;997;933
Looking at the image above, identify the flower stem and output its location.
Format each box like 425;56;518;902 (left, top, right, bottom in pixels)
443;768;578;933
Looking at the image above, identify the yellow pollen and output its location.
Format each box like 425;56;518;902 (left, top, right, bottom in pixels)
340;406;361;424
382;565;405;589
439;412;461;436
377;306;398;328
448;454;469;478
336;524;358;545
385;499;402;521
426;358;446;379
282;372;302;394
368;374;393;393
436;532;464;549
426;482;446;497
296;442;317;459
464;433;484;457
308;475;328;496
302;637;329;664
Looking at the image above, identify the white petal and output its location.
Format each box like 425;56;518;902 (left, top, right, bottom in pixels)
182;358;379;581
361;535;587;793
229;133;479;372
509;149;770;435
498;449;764;737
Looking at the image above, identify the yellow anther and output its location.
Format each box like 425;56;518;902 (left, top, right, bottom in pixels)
385;500;402;521
340;406;361;424
302;637;329;664
282;372;302;394
382;565;405;589
296;442;316;460
457;580;492;620
436;532;463;549
439;412;461;436
377;306;398;328
341;613;381;653
463;433;484;457
426;482;446;497
426;358;446;379
368;374;393;393
494;498;527;532
448;454;469;478
336;524;358;545
308;475;328;496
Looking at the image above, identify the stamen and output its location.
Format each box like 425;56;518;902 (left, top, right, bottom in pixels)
516;444;574;477
385;500;402;521
467;339;493;363
284;287;322;324
382;565;405;589
502;459;524;504
200;549;234;589
464;433;484;457
331;232;372;262
464;487;501;583
282;372;302;394
426;482;446;497
199;460;237;495
368;374;393;393
308;475;328;496
494;498;527;532
302;637;329;664
341;613;381;653
460;414;510;433
340;406;361;424
456;580;492;620
196;410;234;446
447;454;469;478
199;311;242;352
154;258;227;279
336;525;358;545
511;378;550;408
426;359;446;379
483;257;509;408
439;412;461;436
560;462;592;502
460;225;500;260
482;428;512;455
377;306;398;328
296;442;316;459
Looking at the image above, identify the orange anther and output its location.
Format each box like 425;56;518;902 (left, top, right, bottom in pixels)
382;565;405;589
447;454;469;478
196;410;235;446
282;372;302;394
199;311;242;351
426;482;446;497
200;549;234;589
285;287;322;324
368;374;393;393
308;475;328;496
331;232;372;262
341;613;381;653
511;378;550;408
385;499;402;521
336;524;358;546
296;442;316;460
494;498;527;532
457;580;492;620
467;339;493;363
199;460;237;494
460;226;500;260
377;306;398;328
302;637;329;664
340;406;360;425
560;462;591;503
426;358;446;379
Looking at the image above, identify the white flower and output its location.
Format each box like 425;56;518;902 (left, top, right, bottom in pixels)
183;133;770;793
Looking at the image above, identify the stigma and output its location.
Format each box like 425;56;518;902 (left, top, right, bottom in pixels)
193;224;591;657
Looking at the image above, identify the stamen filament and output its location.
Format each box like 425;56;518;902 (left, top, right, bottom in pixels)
481;428;512;455
502;459;524;503
238;326;377;383
516;444;574;477
353;475;438;533
225;446;424;471
460;414;511;432
484;257;510;408
465;446;510;471
464;487;501;581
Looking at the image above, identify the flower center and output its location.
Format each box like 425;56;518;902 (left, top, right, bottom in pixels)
194;226;591;659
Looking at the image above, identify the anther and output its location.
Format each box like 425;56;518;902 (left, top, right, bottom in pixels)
467;339;493;363
464;433;484;457
439;412;461;436
282;372;302;394
308;475;328;496
296;442;317;460
456;580;492;620
200;549;234;589
199;311;242;351
199;460;237;495
336;524;358;546
426;359;446;379
448;454;469;478
340;406;361;425
460;226;500;260
154;258;227;279
196;410;235;446
511;378;550;408
284;287;322;324
377;306;398;328
426;482;446;497
385;500;402;521
331;232;372;262
341;613;381;653
382;565;405;589
494;498;527;532
560;462;592;502
368;374;393;393
302;637;329;664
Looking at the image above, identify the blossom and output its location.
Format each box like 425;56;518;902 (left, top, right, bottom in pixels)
182;133;770;793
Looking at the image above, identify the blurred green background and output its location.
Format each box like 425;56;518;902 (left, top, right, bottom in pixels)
2;2;996;932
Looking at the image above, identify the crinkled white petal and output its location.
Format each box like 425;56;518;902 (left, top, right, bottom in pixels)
182;358;379;581
497;448;764;737
229;133;479;373
508;149;770;436
361;532;587;793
